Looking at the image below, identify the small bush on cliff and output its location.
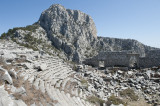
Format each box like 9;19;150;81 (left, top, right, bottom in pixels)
24;25;38;32
0;33;7;39
0;24;39;39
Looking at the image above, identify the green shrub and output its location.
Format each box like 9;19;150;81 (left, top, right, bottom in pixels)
108;95;126;105
25;25;38;32
0;24;39;40
87;96;105;105
80;79;89;89
19;43;38;51
24;34;34;42
0;33;7;39
80;79;88;85
120;88;138;101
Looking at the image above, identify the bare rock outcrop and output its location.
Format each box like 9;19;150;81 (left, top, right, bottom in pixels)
39;4;97;39
0;67;13;84
97;37;156;57
38;4;98;62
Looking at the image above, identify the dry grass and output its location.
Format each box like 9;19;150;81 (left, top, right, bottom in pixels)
2;64;13;70
0;58;5;65
0;79;3;86
4;84;12;94
0;68;5;86
13;92;22;99
0;70;5;75
13;80;57;106
1;62;57;105
108;95;127;106
13;76;24;88
14;66;21;72
0;58;20;72
87;96;105;105
120;88;138;101
80;79;88;85
15;58;26;63
80;78;89;89
63;80;77;97
128;99;151;106
0;58;58;105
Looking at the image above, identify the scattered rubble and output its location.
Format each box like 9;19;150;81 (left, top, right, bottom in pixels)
76;65;160;105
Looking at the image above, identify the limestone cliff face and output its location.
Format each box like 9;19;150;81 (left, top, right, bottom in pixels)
38;4;98;62
39;4;97;39
2;4;157;63
97;37;156;57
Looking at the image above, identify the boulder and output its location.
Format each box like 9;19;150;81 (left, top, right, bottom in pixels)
2;71;13;84
11;86;26;95
98;78;104;85
0;67;13;84
34;63;47;71
8;69;17;79
117;70;123;74
135;85;141;89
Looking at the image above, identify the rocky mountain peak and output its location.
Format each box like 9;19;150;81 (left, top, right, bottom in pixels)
49;4;65;10
38;4;97;39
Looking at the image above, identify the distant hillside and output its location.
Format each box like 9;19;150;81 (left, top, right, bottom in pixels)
97;37;157;57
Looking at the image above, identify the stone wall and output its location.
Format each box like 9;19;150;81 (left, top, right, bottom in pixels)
84;51;139;68
83;57;99;67
104;52;129;67
139;50;160;68
84;50;160;68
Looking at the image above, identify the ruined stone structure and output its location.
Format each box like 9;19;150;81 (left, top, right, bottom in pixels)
84;51;139;68
84;50;160;68
139;50;160;68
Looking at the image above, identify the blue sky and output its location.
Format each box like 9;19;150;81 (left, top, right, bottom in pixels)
0;0;160;48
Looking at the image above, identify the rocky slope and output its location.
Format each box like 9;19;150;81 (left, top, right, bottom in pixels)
0;40;159;106
0;40;95;106
0;4;157;63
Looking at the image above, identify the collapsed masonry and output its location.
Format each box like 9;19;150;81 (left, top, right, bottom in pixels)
84;50;160;68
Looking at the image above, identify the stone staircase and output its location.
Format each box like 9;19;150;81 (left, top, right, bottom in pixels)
18;56;93;106
0;40;94;106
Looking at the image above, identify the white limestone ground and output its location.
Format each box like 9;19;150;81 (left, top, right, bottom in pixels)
0;40;95;106
0;85;27;106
